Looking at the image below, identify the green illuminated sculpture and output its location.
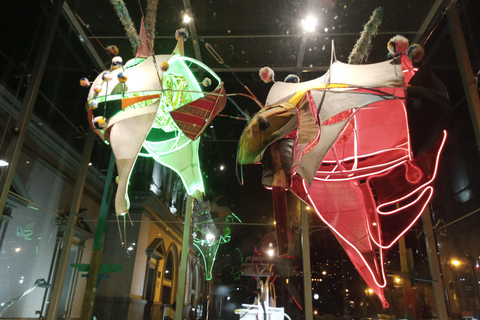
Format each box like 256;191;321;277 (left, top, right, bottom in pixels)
192;200;242;280
83;26;226;225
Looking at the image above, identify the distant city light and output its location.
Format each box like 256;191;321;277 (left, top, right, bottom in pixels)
301;16;317;32
183;14;191;23
322;271;327;275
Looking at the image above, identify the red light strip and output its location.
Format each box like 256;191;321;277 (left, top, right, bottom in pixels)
366;187;433;249
364;130;447;249
291;295;303;310
302;179;387;288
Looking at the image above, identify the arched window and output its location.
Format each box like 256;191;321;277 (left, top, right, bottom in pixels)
161;248;176;304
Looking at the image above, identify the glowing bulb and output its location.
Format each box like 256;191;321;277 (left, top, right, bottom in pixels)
0;160;8;167
372;222;377;226
206;233;215;242
452;259;460;267
267;249;274;257
368;288;374;294
15;248;21;252
395;277;401;283
313;293;320;300
322;271;327;275
127;246;133;251
183;14;191;23
301;16;317;33
220;165;225;171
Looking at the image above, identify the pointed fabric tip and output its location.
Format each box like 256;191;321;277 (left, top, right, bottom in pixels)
173;36;185;56
136;18;150;58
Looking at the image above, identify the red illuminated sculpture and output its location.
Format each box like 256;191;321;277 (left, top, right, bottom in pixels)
237;46;450;306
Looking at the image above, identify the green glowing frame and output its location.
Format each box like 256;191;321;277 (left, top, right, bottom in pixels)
193;212;242;281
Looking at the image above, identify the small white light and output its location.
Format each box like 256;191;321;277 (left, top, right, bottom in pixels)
314;293;320;300
165;270;169;274
220;165;225;171
89;162;92;166
15;247;21;252
127;246;133;251
0;160;8;167
267;249;274;257
183;14;191;23
206;233;215;242
227;296;231;301
301;16;317;33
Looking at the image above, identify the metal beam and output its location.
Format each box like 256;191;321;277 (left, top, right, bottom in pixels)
183;0;203;63
63;2;105;70
209;66;329;73
422;206;449;320
447;1;480;155
0;0;65;222
88;30;418;40
301;205;313;318
46;130;95;320
413;0;447;44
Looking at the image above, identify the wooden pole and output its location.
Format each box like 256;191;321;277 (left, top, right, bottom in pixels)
301;205;313;318
399;236;416;319
174;196;194;320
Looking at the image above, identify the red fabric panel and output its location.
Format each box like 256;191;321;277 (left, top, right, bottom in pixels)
171;85;226;140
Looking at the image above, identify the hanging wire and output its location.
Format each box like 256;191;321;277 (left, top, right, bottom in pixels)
74;13;106;50
203;41;263;108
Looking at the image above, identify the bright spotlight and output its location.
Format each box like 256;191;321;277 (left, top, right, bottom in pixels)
301;16;317;33
183;14;191;23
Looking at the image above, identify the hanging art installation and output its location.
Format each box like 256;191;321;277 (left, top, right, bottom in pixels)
237;31;450;307
80;7;226;235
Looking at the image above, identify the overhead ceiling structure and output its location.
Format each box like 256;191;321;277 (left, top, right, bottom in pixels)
65;0;448;78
